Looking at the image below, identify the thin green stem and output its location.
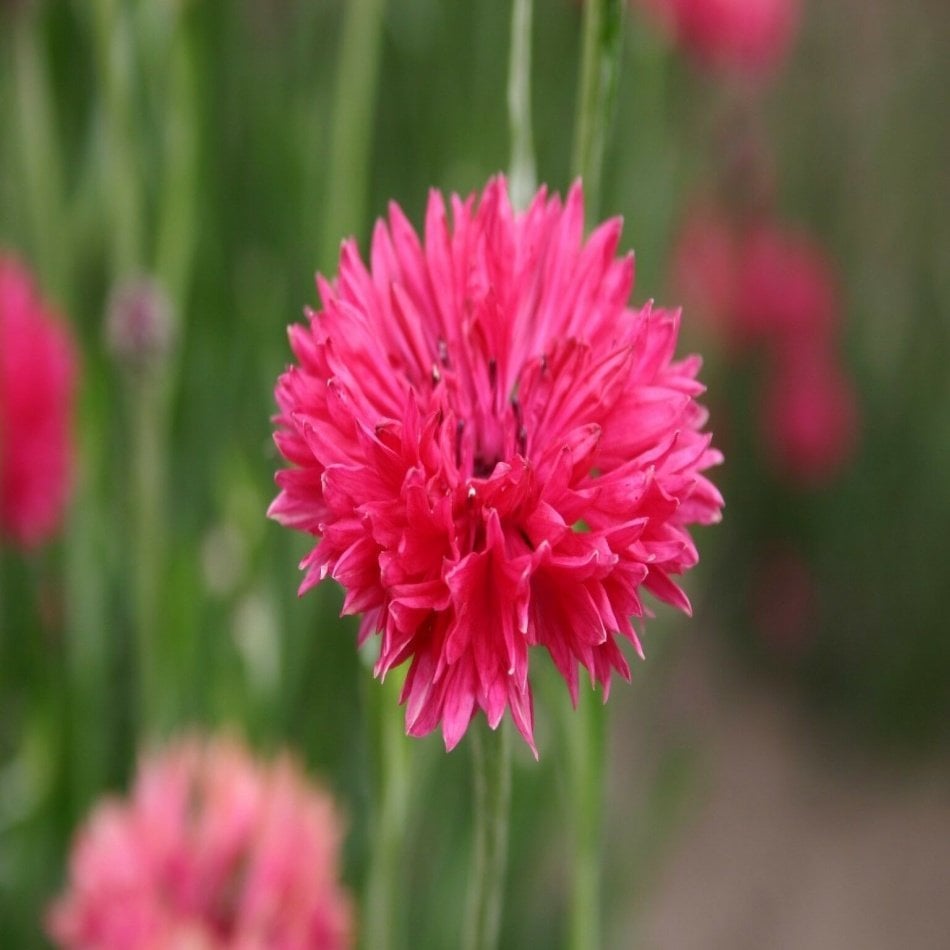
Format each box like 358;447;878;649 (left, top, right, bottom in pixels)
362;673;411;950
91;0;144;276
507;0;536;210
567;689;608;950
567;3;625;948
11;8;67;296
464;720;512;950
130;373;164;735
322;0;388;266
571;0;624;219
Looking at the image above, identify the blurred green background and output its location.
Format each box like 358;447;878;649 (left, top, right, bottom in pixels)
1;0;948;947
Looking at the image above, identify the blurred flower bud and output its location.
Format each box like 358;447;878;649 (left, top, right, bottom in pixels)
735;224;840;350
1;0;32;18
104;277;174;372
638;0;802;81
671;205;740;349
1;254;78;549
761;350;859;487
751;545;817;658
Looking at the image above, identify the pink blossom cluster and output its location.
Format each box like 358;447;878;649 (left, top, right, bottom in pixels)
0;254;77;549
672;208;858;486
47;735;353;950
639;0;801;78
270;177;723;754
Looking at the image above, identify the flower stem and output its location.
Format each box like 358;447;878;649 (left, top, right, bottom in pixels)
130;372;165;735
568;3;625;947
362;673;411;950
91;0;144;277
567;689;608;950
507;0;537;210
322;0;388;266
464;720;512;950
11;6;67;297
571;0;625;219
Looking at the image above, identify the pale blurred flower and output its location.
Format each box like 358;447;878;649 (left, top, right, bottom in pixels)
105;277;175;372
48;735;353;949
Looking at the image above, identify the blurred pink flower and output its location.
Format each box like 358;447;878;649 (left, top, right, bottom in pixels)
670;206;741;349
0;254;78;549
751;545;816;657
761;349;858;486
641;0;801;78
735;223;840;350
47;735;353;950
269;176;723;754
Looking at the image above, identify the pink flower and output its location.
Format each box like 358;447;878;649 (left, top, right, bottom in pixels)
47;735;353;950
0;254;78;549
761;349;858;486
671;212;842;352
269;177;722;754
670;206;741;349
640;0;801;78
735;223;840;350
751;545;816;657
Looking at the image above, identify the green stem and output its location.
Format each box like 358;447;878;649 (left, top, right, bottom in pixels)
155;16;199;310
507;0;536;210
571;0;624;219
362;673;411;950
130;374;165;735
11;7;67;297
322;0;388;266
91;0;143;276
568;3;624;948
567;690;608;950
463;720;512;950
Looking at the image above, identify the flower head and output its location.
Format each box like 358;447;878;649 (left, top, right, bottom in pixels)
640;0;800;78
0;254;78;548
47;735;353;950
270;177;722;754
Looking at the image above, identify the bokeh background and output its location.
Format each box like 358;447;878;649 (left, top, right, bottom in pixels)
1;0;948;947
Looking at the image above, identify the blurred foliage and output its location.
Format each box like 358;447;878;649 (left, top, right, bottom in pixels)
1;0;948;947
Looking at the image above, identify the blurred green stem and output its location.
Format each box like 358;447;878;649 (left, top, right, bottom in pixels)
571;0;624;217
322;0;388;265
363;673;410;950
464;721;512;950
507;0;536;209
12;7;66;296
130;374;164;733
567;689;608;950
91;0;144;275
568;2;624;948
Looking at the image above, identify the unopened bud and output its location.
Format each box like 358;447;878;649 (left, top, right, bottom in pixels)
105;277;174;371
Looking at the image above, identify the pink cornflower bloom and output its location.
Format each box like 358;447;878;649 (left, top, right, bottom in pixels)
0;254;77;549
270;177;723;754
760;349;858;486
47;735;353;950
640;0;800;78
